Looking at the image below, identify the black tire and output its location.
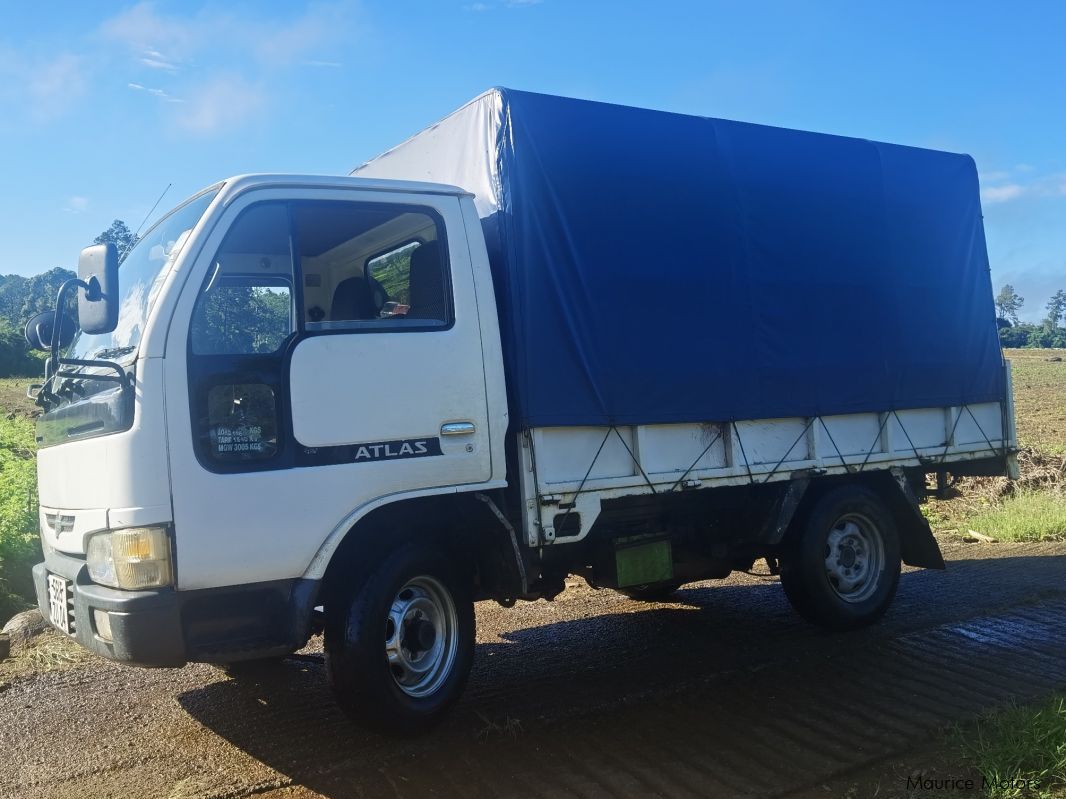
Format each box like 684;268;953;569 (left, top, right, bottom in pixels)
619;581;683;601
325;542;474;734
780;485;901;631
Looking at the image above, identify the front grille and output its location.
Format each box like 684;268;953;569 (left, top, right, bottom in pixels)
44;513;76;535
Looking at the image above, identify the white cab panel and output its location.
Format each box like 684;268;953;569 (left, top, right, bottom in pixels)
35;357;173;554
164;184;498;590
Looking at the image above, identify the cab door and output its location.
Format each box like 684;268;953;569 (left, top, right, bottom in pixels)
284;190;492;488
170;186;493;591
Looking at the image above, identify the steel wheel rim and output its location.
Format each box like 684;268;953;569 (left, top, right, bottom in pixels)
384;575;458;698
823;512;885;603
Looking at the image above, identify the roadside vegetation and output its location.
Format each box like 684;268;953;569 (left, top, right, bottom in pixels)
0;378;40;622
963;491;1066;543
995;284;1066;350
923;349;1066;544
956;694;1066;799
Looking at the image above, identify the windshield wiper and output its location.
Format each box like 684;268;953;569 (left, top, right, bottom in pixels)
91;345;136;360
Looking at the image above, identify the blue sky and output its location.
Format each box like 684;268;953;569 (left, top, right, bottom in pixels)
2;1;1063;321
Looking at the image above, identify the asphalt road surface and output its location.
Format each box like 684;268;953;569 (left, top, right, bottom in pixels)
2;540;1065;799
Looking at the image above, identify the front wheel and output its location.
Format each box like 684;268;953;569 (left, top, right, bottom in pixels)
325;542;474;734
780;485;901;630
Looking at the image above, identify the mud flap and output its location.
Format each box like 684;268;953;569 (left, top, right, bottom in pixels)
762;477;810;545
889;469;946;570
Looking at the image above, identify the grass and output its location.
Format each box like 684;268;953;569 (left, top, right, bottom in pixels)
921;350;1066;543
0;378;40;624
0;376;41;420
0;629;93;689
1005;349;1066;456
956;694;1066;799
963;491;1066;543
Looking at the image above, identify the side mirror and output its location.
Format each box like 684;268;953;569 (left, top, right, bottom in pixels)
78;243;119;335
25;310;75;352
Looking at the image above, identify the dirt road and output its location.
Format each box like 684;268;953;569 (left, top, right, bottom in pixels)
2;540;1065;799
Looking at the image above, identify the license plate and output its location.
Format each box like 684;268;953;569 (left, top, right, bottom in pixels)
47;574;71;635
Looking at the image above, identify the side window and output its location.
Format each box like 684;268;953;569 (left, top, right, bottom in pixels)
187;198;451;472
188;202;294;467
367;242;418;310
293;203;449;329
191;279;292;355
190;204;295;355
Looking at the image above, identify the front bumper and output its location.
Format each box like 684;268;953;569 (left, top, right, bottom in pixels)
33;555;185;666
34;549;318;667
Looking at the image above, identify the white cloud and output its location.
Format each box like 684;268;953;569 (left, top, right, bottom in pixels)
980;170;1066;205
982;184;1025;204
0;48;87;126
64;196;89;213
100;3;198;65
464;3;491;10
19;53;88;121
128;81;183;103
101;2;352;69
139;51;180;72
174;75;266;135
99;2;355;136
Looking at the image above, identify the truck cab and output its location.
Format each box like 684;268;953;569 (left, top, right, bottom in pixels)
34;175;511;730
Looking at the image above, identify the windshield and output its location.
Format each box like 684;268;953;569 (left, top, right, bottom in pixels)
67;187;220;362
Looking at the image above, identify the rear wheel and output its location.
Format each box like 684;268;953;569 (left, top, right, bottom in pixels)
780;485;901;630
325;542;474;734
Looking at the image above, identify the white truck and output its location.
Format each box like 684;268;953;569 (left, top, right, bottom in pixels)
29;89;1015;732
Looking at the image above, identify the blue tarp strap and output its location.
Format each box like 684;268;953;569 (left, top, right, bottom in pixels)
937;408;967;465
761;418;815;485
667;427;723;492
858;413;891;473
731;421;756;486
549;427;612;543
964;405;1001;457
891;410;926;465
818;417;854;474
612;426;658;494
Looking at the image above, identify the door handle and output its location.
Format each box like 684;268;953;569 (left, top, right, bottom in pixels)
441;421;476;436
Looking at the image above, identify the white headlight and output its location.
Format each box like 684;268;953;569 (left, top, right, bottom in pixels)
86;527;173;590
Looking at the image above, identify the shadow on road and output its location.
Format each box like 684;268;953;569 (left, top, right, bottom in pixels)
176;554;1066;798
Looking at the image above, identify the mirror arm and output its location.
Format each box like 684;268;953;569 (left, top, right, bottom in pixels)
49;278;89;374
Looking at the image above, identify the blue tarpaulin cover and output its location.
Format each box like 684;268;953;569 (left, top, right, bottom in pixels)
353;88;1005;429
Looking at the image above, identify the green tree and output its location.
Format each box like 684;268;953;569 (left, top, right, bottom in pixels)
94;219;138;260
18;267;77;321
999;325;1030;348
994;284;1024;325
0;321;43;376
1045;289;1066;330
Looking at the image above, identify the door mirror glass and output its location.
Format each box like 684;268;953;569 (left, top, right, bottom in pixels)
24;310;76;351
77;243;120;335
